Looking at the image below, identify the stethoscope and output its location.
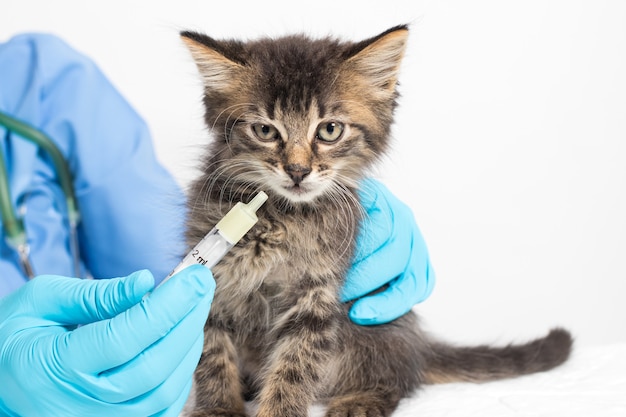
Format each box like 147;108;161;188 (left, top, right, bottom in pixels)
0;110;81;279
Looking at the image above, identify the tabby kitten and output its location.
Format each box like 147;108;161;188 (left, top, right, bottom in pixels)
180;25;572;417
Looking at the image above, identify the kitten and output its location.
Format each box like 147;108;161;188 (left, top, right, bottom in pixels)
180;25;572;417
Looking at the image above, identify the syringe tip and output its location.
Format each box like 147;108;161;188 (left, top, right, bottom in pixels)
247;191;268;213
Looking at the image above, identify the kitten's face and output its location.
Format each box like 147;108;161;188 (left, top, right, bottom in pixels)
182;27;408;204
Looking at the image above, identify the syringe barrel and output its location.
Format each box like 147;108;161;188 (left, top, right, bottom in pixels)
160;227;233;286
158;191;267;288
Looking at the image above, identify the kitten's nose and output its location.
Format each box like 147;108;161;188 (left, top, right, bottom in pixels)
285;164;311;185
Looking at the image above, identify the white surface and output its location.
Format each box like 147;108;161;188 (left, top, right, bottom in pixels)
310;343;626;417
2;1;625;348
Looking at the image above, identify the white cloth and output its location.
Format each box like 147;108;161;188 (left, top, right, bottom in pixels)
306;343;626;417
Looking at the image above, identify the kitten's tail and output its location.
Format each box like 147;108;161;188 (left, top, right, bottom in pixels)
422;327;573;384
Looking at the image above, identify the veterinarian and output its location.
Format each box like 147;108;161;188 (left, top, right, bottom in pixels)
0;34;434;416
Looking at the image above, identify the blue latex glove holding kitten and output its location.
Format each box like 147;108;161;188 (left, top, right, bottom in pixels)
344;178;435;325
0;34;434;416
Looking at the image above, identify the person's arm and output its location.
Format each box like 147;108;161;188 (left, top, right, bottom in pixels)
0;34;216;417
0;33;184;287
343;179;435;325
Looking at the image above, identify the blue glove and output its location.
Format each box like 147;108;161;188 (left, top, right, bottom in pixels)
0;265;214;417
343;179;435;325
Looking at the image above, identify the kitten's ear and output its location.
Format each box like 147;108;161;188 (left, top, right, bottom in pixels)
344;25;409;96
180;31;245;93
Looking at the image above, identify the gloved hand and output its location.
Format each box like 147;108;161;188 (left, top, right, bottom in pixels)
343;178;435;325
0;265;214;417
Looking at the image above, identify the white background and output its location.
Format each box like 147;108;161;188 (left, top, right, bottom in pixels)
2;0;625;348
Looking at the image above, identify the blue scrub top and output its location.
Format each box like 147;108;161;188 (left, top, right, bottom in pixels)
0;33;186;296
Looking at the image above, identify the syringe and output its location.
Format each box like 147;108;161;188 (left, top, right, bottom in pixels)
159;191;268;287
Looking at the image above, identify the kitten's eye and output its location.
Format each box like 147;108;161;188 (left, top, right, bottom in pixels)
252;124;280;142
316;122;344;143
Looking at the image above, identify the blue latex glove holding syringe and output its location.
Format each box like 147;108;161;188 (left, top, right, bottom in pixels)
0;33;434;417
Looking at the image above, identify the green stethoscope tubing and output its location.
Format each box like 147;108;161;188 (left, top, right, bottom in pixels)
0;110;81;278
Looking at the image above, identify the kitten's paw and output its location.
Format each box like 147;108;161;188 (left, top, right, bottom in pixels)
325;404;385;417
187;409;247;417
325;393;399;417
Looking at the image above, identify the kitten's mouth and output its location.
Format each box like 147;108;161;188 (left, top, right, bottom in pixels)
286;184;307;194
283;184;313;199
276;182;323;203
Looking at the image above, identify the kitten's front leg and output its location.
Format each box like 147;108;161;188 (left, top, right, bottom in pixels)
256;282;340;417
191;326;246;417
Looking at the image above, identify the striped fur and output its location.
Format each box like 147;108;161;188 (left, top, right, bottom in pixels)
181;26;572;417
